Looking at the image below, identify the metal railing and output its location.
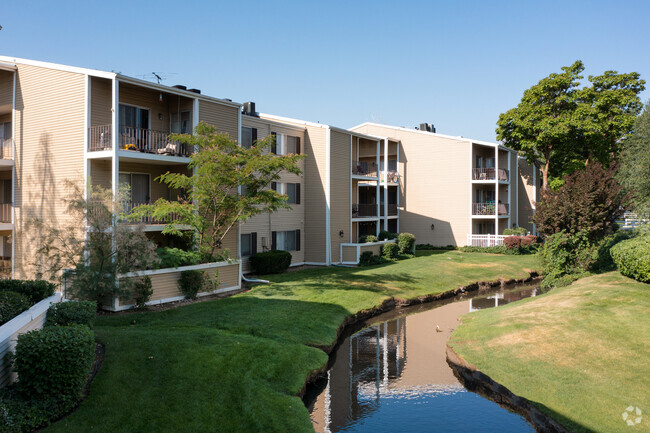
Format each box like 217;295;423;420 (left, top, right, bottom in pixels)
352;203;378;218
0;203;11;223
120;201;183;225
472;168;509;181
472;203;509;216
352;161;378;177
380;204;398;216
384;172;400;183
88;125;192;156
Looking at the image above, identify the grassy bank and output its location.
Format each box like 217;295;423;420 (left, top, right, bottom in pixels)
44;251;537;433
450;272;650;433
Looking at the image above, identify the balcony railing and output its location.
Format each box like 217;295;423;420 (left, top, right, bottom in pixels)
88;125;192;157
472;168;509;181
384;171;400;183
352;203;378;218
353;161;378;177
0;138;12;159
472;202;509;216
0;203;11;223
380;204;398;216
120;201;184;225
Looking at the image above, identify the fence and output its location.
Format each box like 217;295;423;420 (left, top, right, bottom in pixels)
466;234;507;247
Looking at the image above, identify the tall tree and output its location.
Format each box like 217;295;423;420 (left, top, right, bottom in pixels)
496;61;645;191
131;122;304;259
618;103;650;216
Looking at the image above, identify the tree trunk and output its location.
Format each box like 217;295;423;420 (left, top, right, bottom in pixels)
542;159;550;192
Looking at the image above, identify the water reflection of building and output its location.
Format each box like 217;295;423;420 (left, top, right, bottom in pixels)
469;287;539;312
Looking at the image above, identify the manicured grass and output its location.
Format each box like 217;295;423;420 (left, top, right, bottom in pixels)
44;251;537;433
449;272;650;433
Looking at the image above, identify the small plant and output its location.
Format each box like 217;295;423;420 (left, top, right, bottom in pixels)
503;227;528;236
133;276;153;309
249;250;292;274
46;301;97;328
378;230;397;241
178;270;209;299
397;233;416;254
382;242;399;259
0;291;31;325
359;235;378;243
0;279;56;305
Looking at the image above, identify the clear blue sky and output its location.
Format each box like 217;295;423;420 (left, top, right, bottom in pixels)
2;0;649;142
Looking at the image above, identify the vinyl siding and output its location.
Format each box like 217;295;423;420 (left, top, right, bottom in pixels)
198;100;239;138
517;158;537;233
0;70;13;113
302;125;327;263
13;64;86;279
90;76;112;127
341;245;357;263
329;130;351;263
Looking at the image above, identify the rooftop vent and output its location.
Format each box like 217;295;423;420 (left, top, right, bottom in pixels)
172;85;187;91
188;88;201;94
242;101;257;116
419;123;436;133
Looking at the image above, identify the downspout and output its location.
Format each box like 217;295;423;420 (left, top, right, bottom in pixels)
241;274;270;284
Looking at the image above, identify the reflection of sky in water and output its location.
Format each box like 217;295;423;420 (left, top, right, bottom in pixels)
309;283;540;433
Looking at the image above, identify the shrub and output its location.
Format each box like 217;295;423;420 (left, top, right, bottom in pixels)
592;231;632;272
416;244;456;250
382;242;399;259
156;247;201;269
397;233;416;254
611;235;650;283
521;235;538;247
14;325;95;406
460;245;509;254
378;230;397;241
45;301;96;328
539;230;597;286
133;276;153;308
504;236;522;249
0;389;68;433
359;251;389;266
0;280;56;305
0;292;31;326
178;270;209;300
503;227;528;236
359;235;378;243
249;250;292;274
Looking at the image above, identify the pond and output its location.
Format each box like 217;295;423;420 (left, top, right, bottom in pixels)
305;280;544;433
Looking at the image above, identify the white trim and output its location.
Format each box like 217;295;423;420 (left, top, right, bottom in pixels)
350;135;353;243
11;70;15;278
242;114;306;133
494;145;499;235
0;293;62;342
259;113;382;142
532;163;537;236
383;138;388;231
83;75;90;200
468;142;474;237
303;261;328;266
116;150;191;164
507;149;511;229
0;55;116;79
325;127;332;265
237;108;243;286
515;156;519;227
111;284;242;311
121;260;239;278
376;140;380;235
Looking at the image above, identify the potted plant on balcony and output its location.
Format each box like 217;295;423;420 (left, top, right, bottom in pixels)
123;143;137;151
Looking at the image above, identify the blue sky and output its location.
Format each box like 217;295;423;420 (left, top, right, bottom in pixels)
1;0;649;141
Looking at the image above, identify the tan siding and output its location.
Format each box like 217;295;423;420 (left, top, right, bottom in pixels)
302;125;327;263
90;77;112;127
0;70;13;114
330;130;351;263
13;64;86;279
342;245;357;263
198;100;239;138
517;158;536;233
359;243;382;256
90;159;112;190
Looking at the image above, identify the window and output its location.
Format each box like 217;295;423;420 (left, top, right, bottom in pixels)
171;111;191;134
241;127;257;149
119;104;149;130
272;230;300;252
476;222;495;234
270;132;300;155
119;173;150;203
271;182;300;204
241;232;257;257
476;189;495;203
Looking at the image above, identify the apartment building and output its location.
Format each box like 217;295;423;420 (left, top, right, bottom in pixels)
351;123;540;246
0;56;241;308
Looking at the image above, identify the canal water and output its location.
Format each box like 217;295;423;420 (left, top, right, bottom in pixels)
306;281;544;433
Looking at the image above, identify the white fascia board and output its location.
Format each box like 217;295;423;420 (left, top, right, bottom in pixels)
259;112;330;129
241;115;306;132
0;55;116;79
0;62;17;72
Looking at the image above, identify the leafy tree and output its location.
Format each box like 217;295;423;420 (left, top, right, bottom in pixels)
533;162;627;241
617;103;650;216
131;122;304;259
33;183;159;308
497;61;645;191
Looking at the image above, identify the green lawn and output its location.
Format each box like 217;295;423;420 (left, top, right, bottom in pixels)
44;251;537;433
449;272;650;433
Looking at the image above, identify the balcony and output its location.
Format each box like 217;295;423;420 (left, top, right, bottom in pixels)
87;201;184;225
0;203;11;223
472;202;509;216
380;204;398;217
0;139;11;159
472;168;509;181
353;161;378;177
88;125;192;157
352;204;378;218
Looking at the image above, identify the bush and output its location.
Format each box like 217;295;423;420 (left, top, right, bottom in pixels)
359;235;378;243
503;227;528;236
178;270;209;300
14;325;95;406
249;250;292;274
378;230;397;241
504;236;522;249
133;276;153;308
45;301;96;328
359;251;389;266
611;235;650;283
521;235;538;247
0;390;66;433
592;231;632;272
397;233;416;254
460;245;509;254
539;230;598;286
0;280;55;305
0;292;31;326
382;242;399;259
416;244;456;250
155;247;201;269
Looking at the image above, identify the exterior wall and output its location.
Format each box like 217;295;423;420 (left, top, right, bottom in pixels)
90;76;111;127
13;64;86;279
330;130;351;263
341;245;358;263
198;100;239;138
517;158;537;234
0;70;13;113
359;243;382;256
510;151;517;226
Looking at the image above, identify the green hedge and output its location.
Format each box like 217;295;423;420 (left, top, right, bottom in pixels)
359;251;389;266
382;242;399;259
0;292;31;326
0;280;55;305
503;227;528;236
611;235;650;283
46;301;97;328
397;233;416;254
155;247;201;269
378;230;397;241
249;250;292;274
359;235;378;243
178;270;209;300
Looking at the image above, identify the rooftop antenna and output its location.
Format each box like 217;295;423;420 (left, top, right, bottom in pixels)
152;72;162;84
137;72;177;84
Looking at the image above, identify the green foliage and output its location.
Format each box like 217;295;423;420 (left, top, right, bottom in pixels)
14;325;95;406
178;270;210;300
0;389;69;433
497;60;645;190
382;242;399;259
539;231;599;286
377;230;397;241
592;231;632;272
460;245;509;254
0;292;31;326
248;250;292;275
503;227;528;236
416;244;456;250
618;103;650;216
534;162;626;241
503;235;539;254
155;247;201;269
133;276;153;309
611;235;650;283
130;123;304;259
358;251;389;266
397;233;416;254
359;235;378;243
45;301;96;328
0;280;55;305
